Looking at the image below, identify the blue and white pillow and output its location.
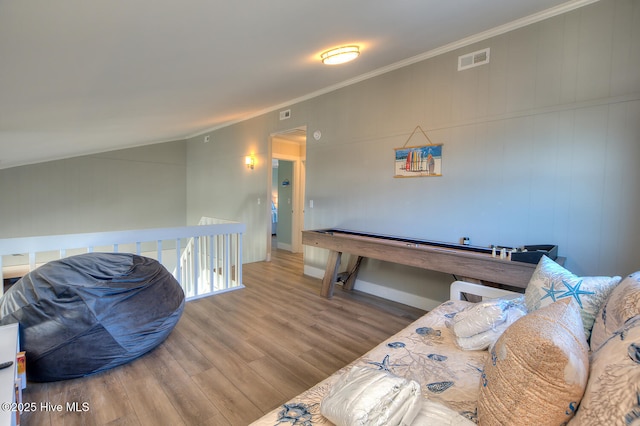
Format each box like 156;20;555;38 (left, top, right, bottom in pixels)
570;316;640;425
591;272;640;351
524;256;620;340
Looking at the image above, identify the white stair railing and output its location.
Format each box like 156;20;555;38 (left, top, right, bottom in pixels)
177;231;243;300
0;221;246;301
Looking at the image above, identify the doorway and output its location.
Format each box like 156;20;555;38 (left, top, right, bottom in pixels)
267;127;306;260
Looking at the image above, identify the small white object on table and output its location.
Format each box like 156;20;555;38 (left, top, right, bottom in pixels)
0;323;19;426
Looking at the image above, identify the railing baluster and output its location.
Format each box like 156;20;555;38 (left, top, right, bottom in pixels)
224;234;230;289
0;257;4;296
193;236;199;298
209;235;214;292
185;245;191;297
29;252;36;272
237;233;243;287
175;238;182;285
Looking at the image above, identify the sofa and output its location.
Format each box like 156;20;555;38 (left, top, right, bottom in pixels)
251;256;640;425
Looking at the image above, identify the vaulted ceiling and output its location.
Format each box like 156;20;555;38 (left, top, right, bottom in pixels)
0;0;595;169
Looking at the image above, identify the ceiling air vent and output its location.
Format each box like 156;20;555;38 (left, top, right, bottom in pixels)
458;48;490;71
279;109;291;120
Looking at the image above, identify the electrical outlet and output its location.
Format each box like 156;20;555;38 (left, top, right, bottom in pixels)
204;135;210;143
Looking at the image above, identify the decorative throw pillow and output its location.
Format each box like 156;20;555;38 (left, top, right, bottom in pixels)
477;299;589;426
569;316;640;425
524;255;620;340
590;272;640;351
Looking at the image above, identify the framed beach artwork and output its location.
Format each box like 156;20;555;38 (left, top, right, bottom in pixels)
394;125;442;178
394;144;443;177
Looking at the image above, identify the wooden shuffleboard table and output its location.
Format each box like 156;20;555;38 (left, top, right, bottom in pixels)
302;229;561;298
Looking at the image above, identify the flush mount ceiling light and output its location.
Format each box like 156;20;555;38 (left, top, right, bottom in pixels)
321;45;360;65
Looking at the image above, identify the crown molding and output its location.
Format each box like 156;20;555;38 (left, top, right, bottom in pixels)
189;0;600;139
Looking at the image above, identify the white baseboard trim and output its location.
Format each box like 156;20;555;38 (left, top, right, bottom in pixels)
303;265;443;311
277;242;292;251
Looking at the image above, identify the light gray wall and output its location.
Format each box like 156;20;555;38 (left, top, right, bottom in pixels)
186;118;275;262
0;140;187;238
186;0;640;309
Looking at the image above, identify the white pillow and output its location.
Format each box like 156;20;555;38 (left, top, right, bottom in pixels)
524;256;620;340
450;297;527;351
412;400;475;425
320;366;422;426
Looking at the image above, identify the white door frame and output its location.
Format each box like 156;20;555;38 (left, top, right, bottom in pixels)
266;129;306;261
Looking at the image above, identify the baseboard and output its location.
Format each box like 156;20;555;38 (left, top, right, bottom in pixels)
303;265;443;311
277;242;292;251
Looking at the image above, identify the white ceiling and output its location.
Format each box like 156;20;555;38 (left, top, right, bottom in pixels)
0;0;594;170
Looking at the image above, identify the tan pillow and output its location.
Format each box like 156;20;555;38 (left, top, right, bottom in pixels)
477;299;589;425
590;271;640;351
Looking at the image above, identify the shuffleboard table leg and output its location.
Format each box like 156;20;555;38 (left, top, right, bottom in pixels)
321;250;342;298
342;255;364;291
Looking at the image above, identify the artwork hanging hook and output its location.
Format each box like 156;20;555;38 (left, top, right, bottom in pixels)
402;125;433;147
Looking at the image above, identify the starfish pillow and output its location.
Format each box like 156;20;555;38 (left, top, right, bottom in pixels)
524;256;620;341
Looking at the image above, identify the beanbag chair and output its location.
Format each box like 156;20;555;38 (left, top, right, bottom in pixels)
0;252;184;382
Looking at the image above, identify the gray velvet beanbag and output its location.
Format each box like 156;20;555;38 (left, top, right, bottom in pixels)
0;252;185;382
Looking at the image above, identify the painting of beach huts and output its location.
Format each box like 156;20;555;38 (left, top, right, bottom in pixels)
394;144;442;177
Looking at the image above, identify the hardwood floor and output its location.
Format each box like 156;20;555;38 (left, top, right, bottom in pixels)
21;249;425;426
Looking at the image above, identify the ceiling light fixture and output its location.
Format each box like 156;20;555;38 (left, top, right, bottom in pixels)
321;45;360;65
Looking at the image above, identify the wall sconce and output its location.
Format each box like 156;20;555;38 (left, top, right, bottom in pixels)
245;155;255;170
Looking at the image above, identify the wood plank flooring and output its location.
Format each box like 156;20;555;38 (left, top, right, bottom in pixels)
20;249;425;426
